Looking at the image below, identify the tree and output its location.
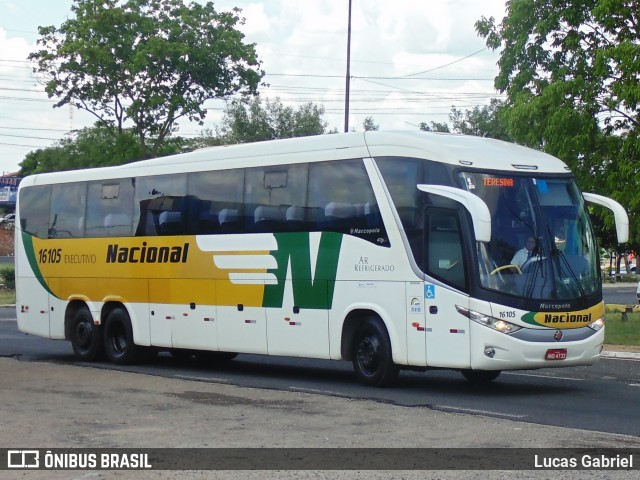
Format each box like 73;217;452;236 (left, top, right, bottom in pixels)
217;97;329;144
419;121;450;133
363;116;379;131
19;124;188;175
29;0;264;159
450;99;511;141
475;1;640;247
418;99;510;140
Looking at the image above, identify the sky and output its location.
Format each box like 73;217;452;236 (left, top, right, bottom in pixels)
0;0;509;174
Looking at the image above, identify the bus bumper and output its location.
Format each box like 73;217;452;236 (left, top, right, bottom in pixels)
468;322;605;371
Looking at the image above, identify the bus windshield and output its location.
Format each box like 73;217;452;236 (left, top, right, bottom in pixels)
460;173;600;301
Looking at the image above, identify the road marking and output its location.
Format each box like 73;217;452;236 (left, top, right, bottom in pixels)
502;372;584;381
174;375;229;383
290;387;347;396
435;405;527;419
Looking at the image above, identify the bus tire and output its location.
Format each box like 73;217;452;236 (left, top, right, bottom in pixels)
69;306;103;361
461;369;501;384
352;318;399;387
103;307;141;365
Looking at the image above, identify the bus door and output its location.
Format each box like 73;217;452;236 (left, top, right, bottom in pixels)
423;207;471;368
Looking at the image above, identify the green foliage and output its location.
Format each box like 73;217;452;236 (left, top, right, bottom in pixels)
216;97;329;144
419;121;450;133
419;100;509;139
0;267;15;291
29;0;264;159
362;116;379;131
476;1;640;251
450;98;512;141
19;124;190;175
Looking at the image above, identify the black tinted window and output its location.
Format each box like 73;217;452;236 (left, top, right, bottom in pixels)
49;183;86;239
308;159;387;245
134;174;187;236
86;179;135;237
187;169;244;234
18;186;51;238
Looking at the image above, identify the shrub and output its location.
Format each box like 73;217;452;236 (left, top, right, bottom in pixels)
0;266;15;290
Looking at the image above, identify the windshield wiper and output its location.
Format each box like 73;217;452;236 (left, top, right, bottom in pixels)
522;243;546;300
554;246;587;300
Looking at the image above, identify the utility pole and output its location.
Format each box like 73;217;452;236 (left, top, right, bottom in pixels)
344;0;352;133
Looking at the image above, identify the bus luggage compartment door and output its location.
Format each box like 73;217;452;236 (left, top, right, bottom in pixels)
16;276;53;338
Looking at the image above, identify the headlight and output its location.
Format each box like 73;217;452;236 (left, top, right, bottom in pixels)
588;318;605;331
456;305;522;334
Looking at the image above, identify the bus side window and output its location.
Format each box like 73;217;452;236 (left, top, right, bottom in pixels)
134;175;187;236
86;180;134;237
187;169;244;235
158;211;183;235
49;183;86;239
18;185;51;238
425;208;467;291
244;164;307;233
308;159;387;244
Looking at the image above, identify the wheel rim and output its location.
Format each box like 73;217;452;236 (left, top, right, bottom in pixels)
356;334;380;377
109;322;127;356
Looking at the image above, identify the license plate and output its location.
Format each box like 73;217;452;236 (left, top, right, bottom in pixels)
545;348;567;360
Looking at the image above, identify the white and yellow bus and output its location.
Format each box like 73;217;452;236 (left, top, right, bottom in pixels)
15;131;629;385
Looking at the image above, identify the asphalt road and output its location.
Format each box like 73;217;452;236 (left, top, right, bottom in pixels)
2;314;639;438
603;283;639;305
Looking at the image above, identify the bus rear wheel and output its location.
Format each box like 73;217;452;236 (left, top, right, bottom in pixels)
69;306;103;361
461;369;501;384
103;307;141;365
352;318;399;387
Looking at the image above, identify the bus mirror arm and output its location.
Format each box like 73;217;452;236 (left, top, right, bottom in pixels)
417;185;491;243
582;192;629;244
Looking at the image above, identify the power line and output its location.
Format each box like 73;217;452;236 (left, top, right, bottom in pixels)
401;48;488;78
0;95;54;103
265;72;494;81
0;132;62;141
0;126;69;132
0;86;45;93
0;141;50;148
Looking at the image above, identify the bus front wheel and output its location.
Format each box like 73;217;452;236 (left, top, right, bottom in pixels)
352;318;399;387
103;308;141;365
69;306;103;361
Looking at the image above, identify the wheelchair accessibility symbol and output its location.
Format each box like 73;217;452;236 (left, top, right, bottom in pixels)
425;284;436;299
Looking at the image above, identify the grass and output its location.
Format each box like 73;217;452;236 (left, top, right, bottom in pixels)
604;312;640;346
0;290;15;306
